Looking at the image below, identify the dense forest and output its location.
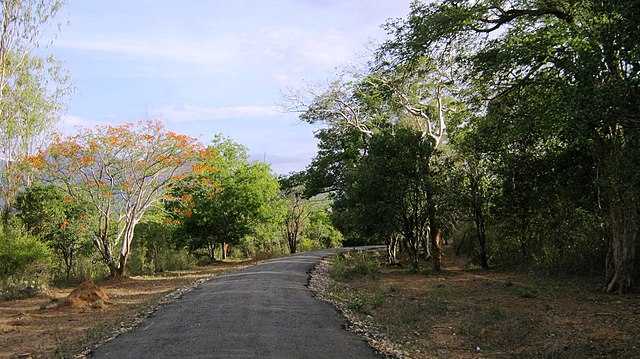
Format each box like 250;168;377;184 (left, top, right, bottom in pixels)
1;0;639;300
285;0;639;294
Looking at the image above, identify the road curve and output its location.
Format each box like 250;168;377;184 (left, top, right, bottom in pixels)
91;248;381;358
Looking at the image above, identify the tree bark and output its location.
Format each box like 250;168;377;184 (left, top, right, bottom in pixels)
222;242;229;260
116;254;128;277
386;235;398;265
604;180;637;293
208;242;216;263
427;191;442;272
421;227;431;260
469;163;489;269
475;206;489;269
431;229;442;271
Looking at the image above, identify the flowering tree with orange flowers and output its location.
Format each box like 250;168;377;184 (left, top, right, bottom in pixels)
42;120;206;277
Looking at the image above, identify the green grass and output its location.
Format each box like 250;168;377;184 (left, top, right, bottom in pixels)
330;251;381;281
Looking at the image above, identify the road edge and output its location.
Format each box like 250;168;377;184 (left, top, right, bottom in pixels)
307;252;410;359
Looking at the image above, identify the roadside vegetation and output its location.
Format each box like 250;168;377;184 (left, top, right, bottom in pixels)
322;249;640;358
284;0;640;294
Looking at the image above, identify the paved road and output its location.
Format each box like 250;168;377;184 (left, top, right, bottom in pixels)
91;248;381;358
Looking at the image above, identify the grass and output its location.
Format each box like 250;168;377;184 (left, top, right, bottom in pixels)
1;260;250;359
513;285;537;298
319;247;640;358
330;251;380;281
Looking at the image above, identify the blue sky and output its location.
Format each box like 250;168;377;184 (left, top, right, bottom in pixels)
47;1;413;174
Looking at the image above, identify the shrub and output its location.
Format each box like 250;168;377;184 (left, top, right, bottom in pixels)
330;251;380;281
0;233;52;300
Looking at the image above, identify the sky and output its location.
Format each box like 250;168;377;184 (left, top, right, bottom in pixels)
45;0;414;174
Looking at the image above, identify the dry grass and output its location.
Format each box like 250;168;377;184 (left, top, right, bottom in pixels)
0;261;250;359
326;248;640;358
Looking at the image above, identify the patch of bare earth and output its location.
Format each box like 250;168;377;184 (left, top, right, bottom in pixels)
0;261;250;359
310;248;640;359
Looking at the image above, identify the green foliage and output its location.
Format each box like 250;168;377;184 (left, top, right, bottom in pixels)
330;251;381;281
16;184;94;281
0;0;71;222
306;206;343;249
371;0;640;283
345;288;386;317
513;286;537;299
235;219;288;259
167;135;283;261
335;127;435;269
0;228;52;299
128;213;196;275
280;185;309;254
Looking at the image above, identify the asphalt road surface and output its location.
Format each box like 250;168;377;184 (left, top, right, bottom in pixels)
91;248;381;358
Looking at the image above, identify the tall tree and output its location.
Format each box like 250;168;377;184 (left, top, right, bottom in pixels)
383;0;639;292
41;120;202;277
341;127;435;271
285;63;454;270
0;0;71;223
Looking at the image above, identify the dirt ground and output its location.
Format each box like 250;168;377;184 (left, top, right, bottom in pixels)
323;248;640;358
0;261;250;359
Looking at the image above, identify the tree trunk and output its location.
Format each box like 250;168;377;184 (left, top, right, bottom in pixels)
222;242;229;260
421;227;431;260
475;207;489;269
116;254;128;277
427;191;442;272
94;234;117;277
288;230;297;254
604;180;637;293
65;249;74;281
470;165;489;269
208;242;216;262
431;228;442;271
116;225;136;277
407;232;420;272
385;235;398;265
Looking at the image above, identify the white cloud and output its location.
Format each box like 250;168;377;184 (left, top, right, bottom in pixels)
57;114;107;132
155;104;281;122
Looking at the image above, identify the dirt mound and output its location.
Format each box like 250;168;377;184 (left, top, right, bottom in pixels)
57;280;110;309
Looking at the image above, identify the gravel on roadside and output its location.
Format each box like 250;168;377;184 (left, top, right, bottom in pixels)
308;257;412;359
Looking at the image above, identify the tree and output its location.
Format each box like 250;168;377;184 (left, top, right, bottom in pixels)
16;184;94;280
340;127;435;271
384;0;639;292
167;136;282;262
131;209;185;274
0;0;71;223
285;57;458;271
41;120;202;277
306;203;343;249
280;185;309;254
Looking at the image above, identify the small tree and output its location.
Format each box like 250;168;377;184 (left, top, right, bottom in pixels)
281;186;309;254
16;184;94;280
306;205;343;249
344;127;435;271
167;136;282;262
41;120;202;277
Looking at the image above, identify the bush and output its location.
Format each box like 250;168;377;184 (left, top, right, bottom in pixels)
0;233;52;300
330;251;380;281
52;250;110;286
297;238;321;252
0;280;47;301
